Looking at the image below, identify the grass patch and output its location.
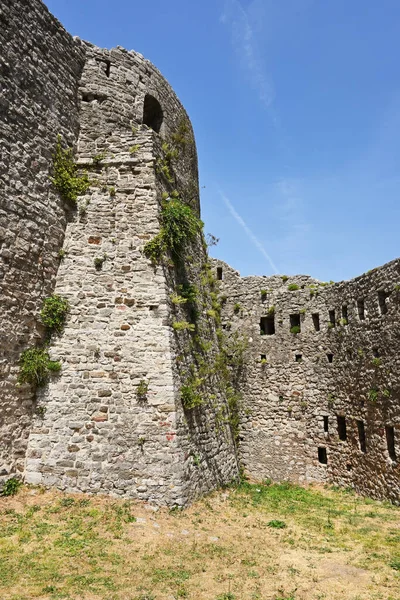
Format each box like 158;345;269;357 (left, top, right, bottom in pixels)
0;483;398;599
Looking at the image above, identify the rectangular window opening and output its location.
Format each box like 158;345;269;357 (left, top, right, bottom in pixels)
329;310;336;328
295;354;302;363
260;354;267;361
318;447;328;464
312;313;320;332
378;291;389;315
337;415;347;441
327;353;334;363
260;315;275;335
216;266;223;281
96;58;111;77
290;313;301;333
323;416;329;432
357;420;366;453
357;299;365;320
386;425;396;461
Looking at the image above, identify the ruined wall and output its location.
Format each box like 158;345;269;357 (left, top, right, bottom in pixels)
25;44;238;505
0;0;86;477
215;259;400;503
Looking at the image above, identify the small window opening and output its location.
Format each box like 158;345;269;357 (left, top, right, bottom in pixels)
312;313;320;332
372;347;380;358
357;299;365;320
318;447;328;464
290;314;301;332
260;354;267;361
347;349;353;360
81;92;107;103
260;316;275;335
346;463;352;471
337;415;347;441
323;416;329;432
143;94;163;133
327;353;333;363
295;354;302;363
329;310;336;327
357;420;366;453
386;426;396;461
378;291;389;315
97;58;111;77
342;305;348;323
216;267;223;281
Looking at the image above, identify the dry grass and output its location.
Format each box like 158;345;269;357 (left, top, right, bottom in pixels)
0;480;399;600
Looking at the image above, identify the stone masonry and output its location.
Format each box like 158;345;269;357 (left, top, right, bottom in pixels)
0;0;398;505
214;259;400;503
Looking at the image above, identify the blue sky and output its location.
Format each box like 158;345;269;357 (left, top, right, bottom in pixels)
44;0;400;282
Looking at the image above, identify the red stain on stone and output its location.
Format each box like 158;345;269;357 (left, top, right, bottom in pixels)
166;432;176;442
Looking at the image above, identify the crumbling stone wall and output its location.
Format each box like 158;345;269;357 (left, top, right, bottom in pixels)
215;259;400;502
25;43;238;505
0;0;86;478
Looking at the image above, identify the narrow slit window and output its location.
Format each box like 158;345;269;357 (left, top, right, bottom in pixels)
290;313;301;333
329;310;336;328
312;313;320;332
357;420;366;453
337;415;347;441
318;447;328;464
386;426;396;461
143;94;163;133
357;299;365;320
323;416;329;432
378;291;389;315
216;267;223;281
372;347;380;358
327;353;333;363
260;316;275;335
342;305;348;323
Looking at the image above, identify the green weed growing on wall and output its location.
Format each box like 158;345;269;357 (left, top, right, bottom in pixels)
18;347;61;387
143;193;203;264
51;136;90;204
40;295;69;334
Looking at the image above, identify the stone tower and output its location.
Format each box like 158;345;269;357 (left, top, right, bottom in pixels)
1;0;239;505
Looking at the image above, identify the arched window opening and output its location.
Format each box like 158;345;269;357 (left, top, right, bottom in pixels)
143;94;163;133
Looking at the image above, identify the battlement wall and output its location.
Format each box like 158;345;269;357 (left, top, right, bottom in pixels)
215;259;400;502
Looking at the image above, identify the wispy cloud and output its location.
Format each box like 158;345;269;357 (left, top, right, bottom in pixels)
221;0;275;111
220;190;279;274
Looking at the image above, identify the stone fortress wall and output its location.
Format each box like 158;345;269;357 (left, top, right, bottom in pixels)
213;259;400;503
0;0;398;505
0;0;86;477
